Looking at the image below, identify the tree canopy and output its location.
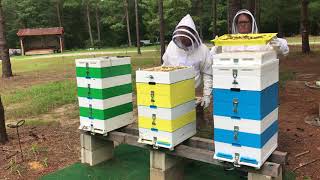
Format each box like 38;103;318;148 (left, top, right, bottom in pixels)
2;0;320;49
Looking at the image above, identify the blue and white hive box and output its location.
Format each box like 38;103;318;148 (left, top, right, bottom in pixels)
75;56;134;135
212;51;279;168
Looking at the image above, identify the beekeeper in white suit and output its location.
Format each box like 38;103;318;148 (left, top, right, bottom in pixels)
211;9;289;55
162;14;212;111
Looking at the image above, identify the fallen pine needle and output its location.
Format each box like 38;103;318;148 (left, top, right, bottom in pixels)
293;158;320;171
295;150;310;158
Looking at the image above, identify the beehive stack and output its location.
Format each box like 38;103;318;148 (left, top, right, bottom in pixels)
212;49;279;168
76;56;134;135
136;66;196;150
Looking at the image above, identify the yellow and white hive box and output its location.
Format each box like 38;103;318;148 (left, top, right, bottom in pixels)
136;66;196;149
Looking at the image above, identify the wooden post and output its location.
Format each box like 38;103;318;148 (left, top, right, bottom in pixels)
20;37;24;55
59;36;63;53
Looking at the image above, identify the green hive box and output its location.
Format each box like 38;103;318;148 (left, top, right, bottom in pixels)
76;56;134;135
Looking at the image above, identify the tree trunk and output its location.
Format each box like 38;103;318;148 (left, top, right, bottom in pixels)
301;0;310;53
277;16;283;38
86;1;94;47
158;0;165;63
124;0;132;47
134;0;141;54
228;0;241;33
197;0;203;39
0;0;12;78
254;0;260;30
56;0;62;27
0;96;8;144
212;0;217;37
246;0;255;14
95;2;101;42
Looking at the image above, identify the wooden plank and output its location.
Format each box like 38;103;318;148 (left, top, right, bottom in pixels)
185;136;287;166
168;145;281;178
90;130;282;177
184;137;215;151
120;126;287;165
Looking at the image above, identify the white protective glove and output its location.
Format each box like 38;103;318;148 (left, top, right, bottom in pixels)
270;38;289;56
200;95;211;109
270;39;281;54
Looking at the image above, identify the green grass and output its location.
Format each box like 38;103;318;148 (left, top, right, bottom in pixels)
24;119;60;126
8;45;159;61
1;51;161;74
1;51;160;120
2;80;77;119
63;45;160;54
285;35;320;43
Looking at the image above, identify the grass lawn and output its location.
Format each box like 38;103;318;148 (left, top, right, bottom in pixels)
1;50;161;120
285;35;320;43
65;45;160;54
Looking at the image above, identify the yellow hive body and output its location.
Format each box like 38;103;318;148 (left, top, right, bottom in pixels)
211;33;277;46
136;79;195;108
138;110;196;132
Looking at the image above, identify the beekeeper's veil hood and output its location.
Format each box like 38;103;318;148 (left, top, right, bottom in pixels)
173;14;202;52
232;9;259;34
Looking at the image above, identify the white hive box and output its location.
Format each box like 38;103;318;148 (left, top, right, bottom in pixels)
76;56;134;135
213;51;277;66
212;59;279;91
136;66;195;84
214;108;278;135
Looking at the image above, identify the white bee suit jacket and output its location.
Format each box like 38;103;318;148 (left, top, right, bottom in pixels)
162;14;213;97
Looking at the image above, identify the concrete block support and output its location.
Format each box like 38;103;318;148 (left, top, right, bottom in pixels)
80;132;114;166
150;150;184;180
248;167;283;180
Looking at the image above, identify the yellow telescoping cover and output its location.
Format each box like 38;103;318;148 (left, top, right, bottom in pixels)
211;33;277;46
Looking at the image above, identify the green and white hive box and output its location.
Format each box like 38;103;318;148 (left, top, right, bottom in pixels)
75;56;134;135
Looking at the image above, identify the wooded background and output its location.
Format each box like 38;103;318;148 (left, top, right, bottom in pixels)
1;0;319;49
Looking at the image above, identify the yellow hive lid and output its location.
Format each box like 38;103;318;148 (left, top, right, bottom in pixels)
211;33;277;46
